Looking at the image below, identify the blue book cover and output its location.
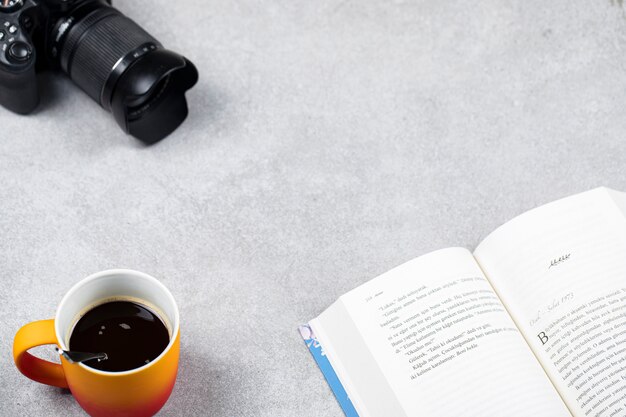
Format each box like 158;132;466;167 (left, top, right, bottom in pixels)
299;324;360;417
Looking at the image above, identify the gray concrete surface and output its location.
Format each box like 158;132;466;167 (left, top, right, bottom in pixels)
2;0;626;415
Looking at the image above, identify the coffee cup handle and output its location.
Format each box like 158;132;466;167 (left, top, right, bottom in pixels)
13;319;69;388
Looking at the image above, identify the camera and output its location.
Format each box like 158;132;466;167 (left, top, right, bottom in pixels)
0;0;198;143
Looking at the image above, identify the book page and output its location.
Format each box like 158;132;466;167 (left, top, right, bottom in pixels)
310;247;570;417
474;187;626;417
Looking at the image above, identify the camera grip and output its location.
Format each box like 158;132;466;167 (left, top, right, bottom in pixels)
0;58;39;114
13;319;68;388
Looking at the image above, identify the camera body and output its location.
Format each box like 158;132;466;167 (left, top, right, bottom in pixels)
0;0;43;115
0;0;198;143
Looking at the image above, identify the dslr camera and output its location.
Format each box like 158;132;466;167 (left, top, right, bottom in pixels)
0;0;198;143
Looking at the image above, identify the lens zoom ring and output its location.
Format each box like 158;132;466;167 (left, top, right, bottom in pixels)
62;9;159;103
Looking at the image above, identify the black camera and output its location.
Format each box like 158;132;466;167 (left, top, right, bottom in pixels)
0;0;198;143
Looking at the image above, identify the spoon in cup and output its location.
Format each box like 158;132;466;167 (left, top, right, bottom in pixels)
55;347;108;364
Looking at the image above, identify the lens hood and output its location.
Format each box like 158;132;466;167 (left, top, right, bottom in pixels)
109;49;198;144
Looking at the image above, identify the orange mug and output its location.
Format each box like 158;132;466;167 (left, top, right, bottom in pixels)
13;269;180;417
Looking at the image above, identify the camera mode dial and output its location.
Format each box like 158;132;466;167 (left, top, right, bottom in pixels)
0;0;23;13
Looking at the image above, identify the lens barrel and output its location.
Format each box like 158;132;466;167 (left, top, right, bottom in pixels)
59;6;158;105
54;2;198;143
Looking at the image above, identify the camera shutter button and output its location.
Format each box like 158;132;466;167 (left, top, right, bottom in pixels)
7;41;31;63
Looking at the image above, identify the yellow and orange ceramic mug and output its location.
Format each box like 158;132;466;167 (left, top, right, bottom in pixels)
13;269;180;417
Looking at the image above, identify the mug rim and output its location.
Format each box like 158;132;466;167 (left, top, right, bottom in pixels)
55;269;180;377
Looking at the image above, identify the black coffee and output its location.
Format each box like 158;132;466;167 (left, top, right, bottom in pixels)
69;301;170;372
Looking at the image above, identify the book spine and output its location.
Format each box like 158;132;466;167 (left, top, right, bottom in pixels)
299;324;359;417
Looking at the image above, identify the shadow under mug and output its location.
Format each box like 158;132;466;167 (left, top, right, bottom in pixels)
13;269;180;417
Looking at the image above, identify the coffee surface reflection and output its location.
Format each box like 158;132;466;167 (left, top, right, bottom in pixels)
69;301;170;372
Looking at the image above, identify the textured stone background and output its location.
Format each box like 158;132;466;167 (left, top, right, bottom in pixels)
2;0;626;415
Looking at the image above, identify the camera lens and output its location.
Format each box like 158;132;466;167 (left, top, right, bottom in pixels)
53;2;198;143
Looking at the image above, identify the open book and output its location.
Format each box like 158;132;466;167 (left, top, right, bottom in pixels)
300;187;626;417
